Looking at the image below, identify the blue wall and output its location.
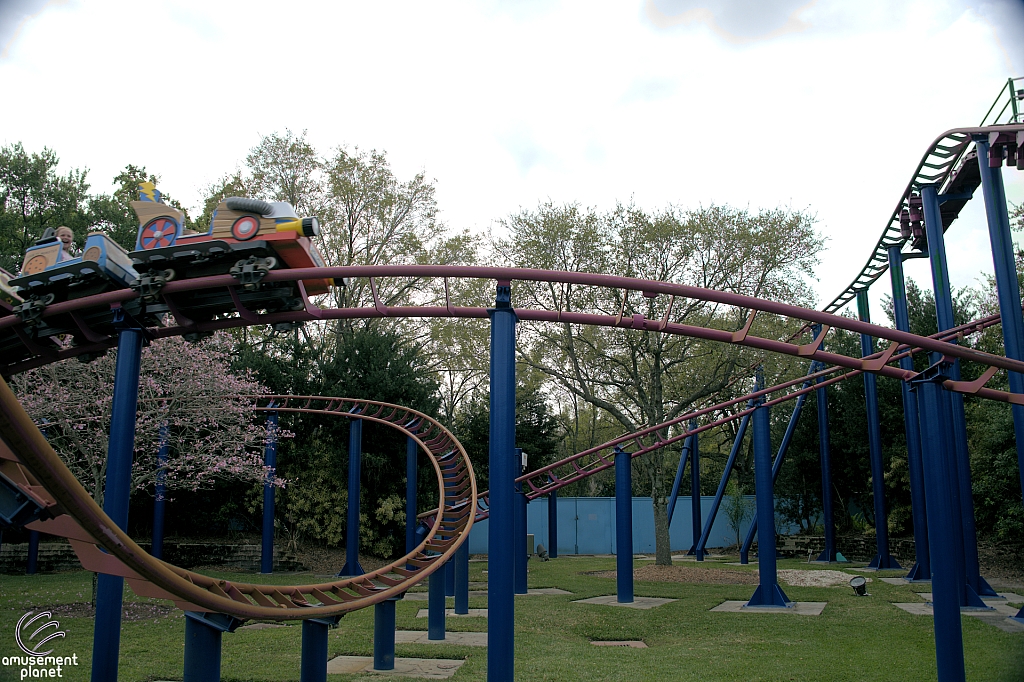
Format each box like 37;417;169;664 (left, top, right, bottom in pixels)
467;495;787;555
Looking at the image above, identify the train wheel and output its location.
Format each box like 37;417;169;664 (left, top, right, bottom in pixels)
140;217;180;250
231;215;261;240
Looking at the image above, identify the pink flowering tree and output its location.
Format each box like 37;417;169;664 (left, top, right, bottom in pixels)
13;332;285;507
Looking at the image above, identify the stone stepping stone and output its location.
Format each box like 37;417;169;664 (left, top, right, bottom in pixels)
327;655;464;678
416;608;488;618
572;595;676;610
710;601;827;615
396;630;487;646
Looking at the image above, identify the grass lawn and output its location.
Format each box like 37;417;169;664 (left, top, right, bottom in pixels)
1;556;1021;681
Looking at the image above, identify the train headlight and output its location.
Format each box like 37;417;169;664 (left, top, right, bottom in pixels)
301;217;321;238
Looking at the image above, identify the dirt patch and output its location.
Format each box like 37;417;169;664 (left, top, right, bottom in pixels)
39;602;176;622
585;565;759;585
291;546;391;576
777;569;868;587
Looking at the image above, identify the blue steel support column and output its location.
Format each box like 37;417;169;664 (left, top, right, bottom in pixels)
26;530;38;574
666;436;691;526
428;567;446;639
261;411;278;574
813;353;838;563
487;281;517;682
614;446;634;603
695;402;753;557
547;477;558;559
183;615;223;682
373;599;398;671
921;184;995;598
514;456;528;594
152;423;169;561
340;418;364;577
912;367;966;682
406;436;418;556
688;419;703;559
446;557;456;597
745;369;791;608
976;136;1024;620
91;312;144;682
454;540;469;614
300;616;341;682
888;245;931;582
857;292;901;570
740;376;810;565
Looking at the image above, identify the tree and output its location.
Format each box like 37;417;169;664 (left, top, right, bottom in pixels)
13;332;277;507
494;201;824;564
0;142;91;273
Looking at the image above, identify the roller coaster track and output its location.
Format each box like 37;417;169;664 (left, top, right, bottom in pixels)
822;119;1024;314
0;390;476;620
448;304;1011;522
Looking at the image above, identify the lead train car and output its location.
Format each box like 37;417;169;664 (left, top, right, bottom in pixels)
130;182;333;296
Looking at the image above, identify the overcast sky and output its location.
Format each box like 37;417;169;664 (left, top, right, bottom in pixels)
2;0;1023;322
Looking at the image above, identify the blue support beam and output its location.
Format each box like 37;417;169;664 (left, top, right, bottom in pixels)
300;616;340;682
740;374;811;565
975;137;1024;619
615;445;633;603
687;419;702;560
374;599;398;671
745;369;792;609
911;366;966;682
921;184;996;598
26;529;38;574
454;540;469;614
857;292;902;570
91;312;144;682
184;614;224;682
695;401;753;557
887;246;931;582
547;478;558;559
514;447;528;595
666;435;692;526
487;282;517;681
446;557;456;597
813;353;839;563
428;566;446;640
152;423;169;561
340;418;364;577
406;435;418;557
261;411;278;574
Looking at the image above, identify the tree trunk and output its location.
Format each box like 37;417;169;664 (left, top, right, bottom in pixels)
653;494;672;565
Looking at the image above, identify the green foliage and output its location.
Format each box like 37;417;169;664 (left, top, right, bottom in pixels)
0;142;91;272
722;479;752;547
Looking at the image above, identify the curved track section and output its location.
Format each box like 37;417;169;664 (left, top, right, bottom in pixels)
454;306;1011;521
823;122;1024;314
0;389;475;621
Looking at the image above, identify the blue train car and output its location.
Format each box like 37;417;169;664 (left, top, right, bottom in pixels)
10;229;138;297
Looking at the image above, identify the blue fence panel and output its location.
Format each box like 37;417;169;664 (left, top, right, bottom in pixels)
466;495;790;555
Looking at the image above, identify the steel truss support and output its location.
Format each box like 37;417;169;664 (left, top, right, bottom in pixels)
184;612;238;682
745;369;792;609
446;556;456;597
740;372;811;565
686;419;702;559
887;246;931;582
695;401;753;557
153;423;169;561
487;282;517;681
857;291;902;570
975;136;1024;621
91;312;144;682
813;353;839;562
921;184;996;599
615;445;634;603
261;410;278;574
912;366;967;682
